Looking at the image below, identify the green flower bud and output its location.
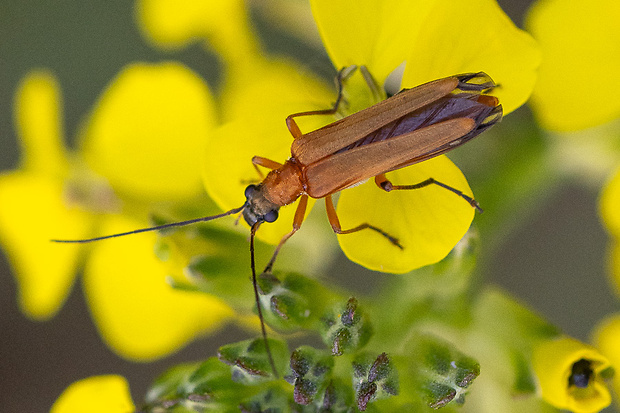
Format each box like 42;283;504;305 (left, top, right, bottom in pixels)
403;335;479;409
352;352;399;411
321;297;373;356
218;338;288;382
287;346;335;405
257;272;331;331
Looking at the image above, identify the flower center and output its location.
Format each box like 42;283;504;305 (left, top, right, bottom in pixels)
568;358;593;389
63;170;121;214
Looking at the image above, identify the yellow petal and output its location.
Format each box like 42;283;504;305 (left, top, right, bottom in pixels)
83;215;234;361
311;0;435;84
599;166;620;237
608;241;620;298
136;0;258;64
0;172;93;319
336;156;475;273
601;168;620;296
311;0;540;115
533;336;612;413
80;62;217;201
401;0;540;115
14;70;69;176
220;59;335;125
593;314;620;401
526;0;620;131
204;61;333;244
50;375;134;413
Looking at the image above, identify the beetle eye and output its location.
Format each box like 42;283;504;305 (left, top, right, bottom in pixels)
244;184;257;199
263;210;278;223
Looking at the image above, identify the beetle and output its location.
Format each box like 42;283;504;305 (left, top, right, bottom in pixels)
53;66;502;375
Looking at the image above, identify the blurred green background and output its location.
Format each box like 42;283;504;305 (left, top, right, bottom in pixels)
1;1;617;411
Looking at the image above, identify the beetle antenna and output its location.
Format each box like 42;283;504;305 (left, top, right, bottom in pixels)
50;204;246;243
250;222;278;377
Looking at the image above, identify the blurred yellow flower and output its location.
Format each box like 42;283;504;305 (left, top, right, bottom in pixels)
526;0;620;312
600;167;620;239
136;0;257;63
533;336;613;412
83;216;234;360
526;0;620;131
0;71;94;319
80;62;217;201
593;315;620;404
50;375;134;413
0;65;233;361
600;167;620;297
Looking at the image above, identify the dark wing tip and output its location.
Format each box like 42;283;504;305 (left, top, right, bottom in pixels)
455;72;498;92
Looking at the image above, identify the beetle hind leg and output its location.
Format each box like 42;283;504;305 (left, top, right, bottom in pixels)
325;195;403;250
262;195;309;273
336;223;404;249
374;174;483;212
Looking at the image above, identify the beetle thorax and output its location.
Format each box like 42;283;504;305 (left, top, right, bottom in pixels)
260;159;305;206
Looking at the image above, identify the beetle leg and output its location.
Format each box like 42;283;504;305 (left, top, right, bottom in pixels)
325;194;403;249
359;65;383;103
263;195;309;273
285;66;355;139
251;156;283;179
374;174;483;212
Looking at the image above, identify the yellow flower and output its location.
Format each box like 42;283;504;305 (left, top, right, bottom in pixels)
533;336;613;412
526;0;620;132
137;0;539;273
136;0;257;64
211;0;540;273
600;167;620;239
50;375;134;413
312;0;539;115
80;61;217;201
527;0;620;309
0;71;93;319
593;315;620;404
0;65;233;360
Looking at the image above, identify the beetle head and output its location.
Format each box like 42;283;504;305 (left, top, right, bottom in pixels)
242;184;280;226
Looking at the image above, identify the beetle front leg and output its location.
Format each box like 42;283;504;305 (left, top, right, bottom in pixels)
325;194;403;249
262;195;309;274
374;174;483;212
250;156;283;180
